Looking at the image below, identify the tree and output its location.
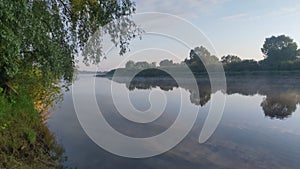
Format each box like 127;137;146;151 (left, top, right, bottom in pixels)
125;60;135;69
1;1;143;167
225;59;259;71
159;59;174;67
135;61;150;69
0;0;141;89
150;62;157;68
184;46;219;72
185;46;219;65
221;55;242;64
261;35;298;63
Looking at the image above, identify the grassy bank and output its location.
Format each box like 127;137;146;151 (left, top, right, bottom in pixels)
0;67;68;168
0;89;66;169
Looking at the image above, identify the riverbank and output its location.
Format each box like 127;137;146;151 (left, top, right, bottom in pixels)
0;91;66;169
97;68;300;78
0;69;68;169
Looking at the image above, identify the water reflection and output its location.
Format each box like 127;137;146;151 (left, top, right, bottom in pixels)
49;75;300;169
261;92;298;119
111;76;300;119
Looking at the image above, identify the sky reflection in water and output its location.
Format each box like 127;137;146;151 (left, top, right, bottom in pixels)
48;75;300;169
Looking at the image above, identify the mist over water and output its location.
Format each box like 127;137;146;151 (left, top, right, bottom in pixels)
48;74;300;169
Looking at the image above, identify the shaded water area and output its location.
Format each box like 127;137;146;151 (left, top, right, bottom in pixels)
48;74;300;169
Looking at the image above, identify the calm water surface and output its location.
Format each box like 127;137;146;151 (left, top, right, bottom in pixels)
48;74;300;169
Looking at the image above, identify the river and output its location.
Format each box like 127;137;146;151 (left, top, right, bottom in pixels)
48;74;300;169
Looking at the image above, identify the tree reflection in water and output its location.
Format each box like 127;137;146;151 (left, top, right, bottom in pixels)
261;93;298;119
112;75;300;120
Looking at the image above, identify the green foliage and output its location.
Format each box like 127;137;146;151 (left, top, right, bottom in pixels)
113;38;300;77
278;59;300;71
1;0;71;83
159;59;174;67
0;90;66;168
0;2;140;165
125;60;135;68
136;61;152;69
0;0;141;86
222;35;300;72
185;46;219;65
183;46;220;72
224;59;260;72
0;0;138;168
24;128;36;144
221;55;242;64
261;35;298;63
133;68;172;77
0;94;9;120
69;0;137;48
124;60;156;69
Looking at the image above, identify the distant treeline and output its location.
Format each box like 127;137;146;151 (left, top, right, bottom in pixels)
112;75;300;120
107;35;300;76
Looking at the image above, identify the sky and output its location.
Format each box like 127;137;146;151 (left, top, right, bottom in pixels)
79;0;300;71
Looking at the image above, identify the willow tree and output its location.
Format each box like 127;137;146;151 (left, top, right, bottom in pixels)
1;2;142;166
0;0;142;90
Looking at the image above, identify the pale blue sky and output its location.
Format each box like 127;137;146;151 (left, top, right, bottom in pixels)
135;0;300;59
80;0;300;71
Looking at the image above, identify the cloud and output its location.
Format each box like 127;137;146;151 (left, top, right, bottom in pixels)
269;6;299;16
221;13;248;20
221;13;262;21
135;0;231;18
221;4;300;22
